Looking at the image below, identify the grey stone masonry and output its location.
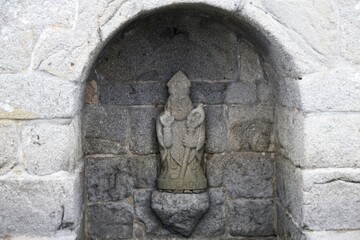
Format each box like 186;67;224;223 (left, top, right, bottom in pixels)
229;105;274;152
0;121;18;175
276;156;303;222
206;152;273;198
302;168;360;231
96;11;239;82
22;118;81;176
130;106;163;155
100;80;168;106
86;156;134;202
194;188;226;237
86;155;158;202
0;73;81;119
225;81;257;104
87;202;134;239
134;190;169;236
276;203;305;240
83;105;127;142
189;82;228;104
204;105;228;153
151;191;210;237
1;0;358;239
229;198;274;236
0;173;82;237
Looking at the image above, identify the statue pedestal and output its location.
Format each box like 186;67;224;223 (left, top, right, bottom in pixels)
151;190;209;237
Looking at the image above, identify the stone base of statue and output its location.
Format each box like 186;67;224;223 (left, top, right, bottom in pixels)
151;190;209;237
157;178;207;193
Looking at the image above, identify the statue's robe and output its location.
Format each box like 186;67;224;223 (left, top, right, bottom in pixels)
156;114;206;191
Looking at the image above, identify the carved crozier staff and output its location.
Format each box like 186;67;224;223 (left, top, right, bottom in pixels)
179;104;205;179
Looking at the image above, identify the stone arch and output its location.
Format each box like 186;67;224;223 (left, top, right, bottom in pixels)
79;2;322;239
32;1;327;84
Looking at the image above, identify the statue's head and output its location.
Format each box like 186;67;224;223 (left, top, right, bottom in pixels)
167;71;191;96
165;71;193;121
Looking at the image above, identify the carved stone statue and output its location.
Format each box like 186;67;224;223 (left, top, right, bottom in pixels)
156;71;207;192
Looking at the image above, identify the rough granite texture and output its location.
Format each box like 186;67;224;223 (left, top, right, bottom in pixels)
151;191;210;237
229;198;274;236
1;1;360;239
87;202;134;239
0;173;82;236
0;121;18;175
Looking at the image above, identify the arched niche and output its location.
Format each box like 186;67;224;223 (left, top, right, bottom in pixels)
80;3;308;239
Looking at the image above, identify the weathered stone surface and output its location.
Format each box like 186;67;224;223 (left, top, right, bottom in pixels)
133;223;145;239
276;203;305;240
86;155;157;202
33;25;100;82
84;138;127;155
207;153;274;198
86;156;134;202
22;118;80;175
131;155;158;189
259;0;337;57
204;105;228;153
276;157;303;222
206;154;225;187
0;121;18;175
277;78;302;109
257;78;276;106
190;82;228;104
0;0;76;73
223;153;273;198
151;191;210;237
239;40;264;83
275;106;304;166
229;105;274;152
0;173;81;236
225;81;257;104
195;188;226;236
305;230;360;240
303;113;360;168
100;81;168;105
229;199;273;236
87;202;133;239
338;0;360;64
0;73;80;119
156;72;207;192
130;106;162;155
240;1;326;77
302;168;360;230
96;11;238;82
84;105;127;142
134;190;171;236
299;67;360;112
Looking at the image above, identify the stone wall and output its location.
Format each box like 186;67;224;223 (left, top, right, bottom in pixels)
0;1;359;240
83;10;276;239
